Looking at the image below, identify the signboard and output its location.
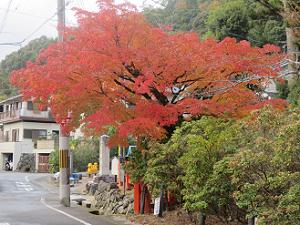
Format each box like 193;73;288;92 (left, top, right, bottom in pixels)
154;197;161;216
111;156;119;175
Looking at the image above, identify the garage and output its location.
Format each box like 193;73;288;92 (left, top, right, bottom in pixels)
2;153;13;171
38;153;50;173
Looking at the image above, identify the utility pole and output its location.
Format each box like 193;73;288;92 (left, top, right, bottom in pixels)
57;0;65;42
57;0;70;207
283;0;300;81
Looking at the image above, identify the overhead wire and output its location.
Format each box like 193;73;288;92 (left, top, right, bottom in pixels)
0;0;77;47
0;0;14;34
0;7;57;21
16;0;75;46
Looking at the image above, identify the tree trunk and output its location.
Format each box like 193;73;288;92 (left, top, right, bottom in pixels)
199;212;206;225
247;216;255;225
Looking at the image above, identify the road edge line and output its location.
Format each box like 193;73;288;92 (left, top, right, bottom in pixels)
25;175;30;182
40;197;92;225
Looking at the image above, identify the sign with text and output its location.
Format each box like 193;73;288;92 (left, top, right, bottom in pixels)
154;197;160;216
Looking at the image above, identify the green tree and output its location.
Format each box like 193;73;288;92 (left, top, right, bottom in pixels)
276;80;289;99
287;80;300;106
143;0;209;35
205;0;285;47
230;107;300;224
178;117;242;220
143;117;245;221
49;148;59;173
72;138;99;172
49;138;99;173
0;36;55;98
144;121;196;197
206;0;249;41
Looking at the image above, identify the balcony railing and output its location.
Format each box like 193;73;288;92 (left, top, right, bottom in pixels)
0;109;54;123
36;135;59;149
0;110;20;122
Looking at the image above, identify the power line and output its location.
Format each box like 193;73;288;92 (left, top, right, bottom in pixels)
17;0;74;46
0;7;57;21
0;0;77;47
0;0;14;34
0;41;22;46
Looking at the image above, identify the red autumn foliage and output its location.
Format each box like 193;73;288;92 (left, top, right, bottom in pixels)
11;0;285;144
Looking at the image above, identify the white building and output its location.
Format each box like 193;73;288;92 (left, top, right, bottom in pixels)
0;95;60;172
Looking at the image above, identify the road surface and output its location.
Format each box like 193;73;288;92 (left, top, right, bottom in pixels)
0;171;122;225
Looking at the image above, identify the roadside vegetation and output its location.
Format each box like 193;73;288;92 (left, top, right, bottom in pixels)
49;138;99;173
6;0;300;224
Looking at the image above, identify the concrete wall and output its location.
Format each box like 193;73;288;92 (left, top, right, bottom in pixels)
23;121;59;135
36;139;55;150
20;101;50;119
0;122;60;171
3;122;23;142
20;109;51;119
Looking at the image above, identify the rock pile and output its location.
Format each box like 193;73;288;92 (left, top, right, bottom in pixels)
86;178;134;215
17;153;35;172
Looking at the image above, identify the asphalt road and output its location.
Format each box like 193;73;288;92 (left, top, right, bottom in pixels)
0;171;123;225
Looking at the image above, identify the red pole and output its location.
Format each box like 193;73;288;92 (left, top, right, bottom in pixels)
134;183;141;214
126;174;131;189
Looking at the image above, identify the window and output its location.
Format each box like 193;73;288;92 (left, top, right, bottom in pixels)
52;130;59;136
23;129;47;139
12;129;19;142
24;129;33;139
5;131;9;142
27;101;33;110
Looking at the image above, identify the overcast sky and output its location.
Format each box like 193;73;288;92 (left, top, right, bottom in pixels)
0;0;146;60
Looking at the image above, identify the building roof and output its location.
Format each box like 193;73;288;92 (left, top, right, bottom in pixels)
0;94;22;105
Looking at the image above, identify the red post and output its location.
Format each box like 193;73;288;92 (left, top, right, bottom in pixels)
134;183;141;214
126;174;131;189
167;191;176;210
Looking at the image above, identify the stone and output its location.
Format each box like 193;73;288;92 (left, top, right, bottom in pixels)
86;181;92;192
122;198;130;208
82;200;92;208
86;179;135;215
97;180;110;192
98;174;116;183
108;182;118;190
89;182;98;195
16;153;35;172
98;208;105;215
105;205;113;215
126;203;134;215
118;207;126;214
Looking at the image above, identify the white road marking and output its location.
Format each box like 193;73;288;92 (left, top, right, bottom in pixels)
15;182;34;192
0;223;10;225
40;197;92;225
25;175;30;182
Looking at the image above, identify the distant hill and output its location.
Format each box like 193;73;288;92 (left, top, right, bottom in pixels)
0;36;55;100
143;0;285;47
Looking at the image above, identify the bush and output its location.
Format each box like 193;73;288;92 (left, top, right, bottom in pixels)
49;138;99;173
144;117;245;221
127;106;300;224
49;148;59;173
230;107;300;224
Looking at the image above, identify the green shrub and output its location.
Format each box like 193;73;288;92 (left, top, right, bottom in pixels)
48;138;99;173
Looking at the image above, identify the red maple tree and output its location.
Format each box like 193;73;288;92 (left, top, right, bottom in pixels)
11;0;286;145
